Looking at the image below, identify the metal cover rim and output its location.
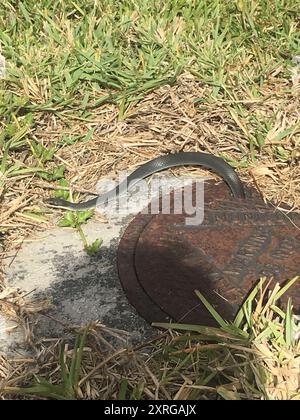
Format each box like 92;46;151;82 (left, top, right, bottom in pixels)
117;181;300;326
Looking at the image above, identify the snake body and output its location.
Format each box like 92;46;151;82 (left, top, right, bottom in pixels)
47;152;245;210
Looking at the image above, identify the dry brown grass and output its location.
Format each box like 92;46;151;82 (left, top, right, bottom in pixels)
1;73;299;250
1;0;300;400
0;277;299;400
0;74;299;400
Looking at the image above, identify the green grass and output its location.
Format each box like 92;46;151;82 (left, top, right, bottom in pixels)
0;1;298;231
2;1;299;104
0;1;299;193
0;0;299;399
2;277;300;400
1;0;299;121
0;1;298;208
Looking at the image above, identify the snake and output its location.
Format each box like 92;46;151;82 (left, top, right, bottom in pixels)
46;152;245;210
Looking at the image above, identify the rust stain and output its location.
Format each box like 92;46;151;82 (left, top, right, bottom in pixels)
117;181;300;326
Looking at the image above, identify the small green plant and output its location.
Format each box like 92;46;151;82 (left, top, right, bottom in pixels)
58;209;93;228
51;180;103;255
84;238;103;257
58;207;102;256
61;127;95;145
38;165;66;181
30;141;56;164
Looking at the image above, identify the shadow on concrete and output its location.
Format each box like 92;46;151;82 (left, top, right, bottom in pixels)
33;239;156;344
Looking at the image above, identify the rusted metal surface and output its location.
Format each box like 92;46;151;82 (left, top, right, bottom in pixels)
117;181;300;326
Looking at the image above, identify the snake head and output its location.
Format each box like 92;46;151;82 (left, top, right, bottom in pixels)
46;197;70;208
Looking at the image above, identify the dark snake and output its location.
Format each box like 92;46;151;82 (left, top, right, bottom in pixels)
47;152;245;210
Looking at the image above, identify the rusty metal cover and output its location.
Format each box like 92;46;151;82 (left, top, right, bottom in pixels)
117;181;300;326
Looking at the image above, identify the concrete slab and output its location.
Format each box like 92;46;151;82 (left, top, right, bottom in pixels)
2;175;205;352
3;217;155;352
